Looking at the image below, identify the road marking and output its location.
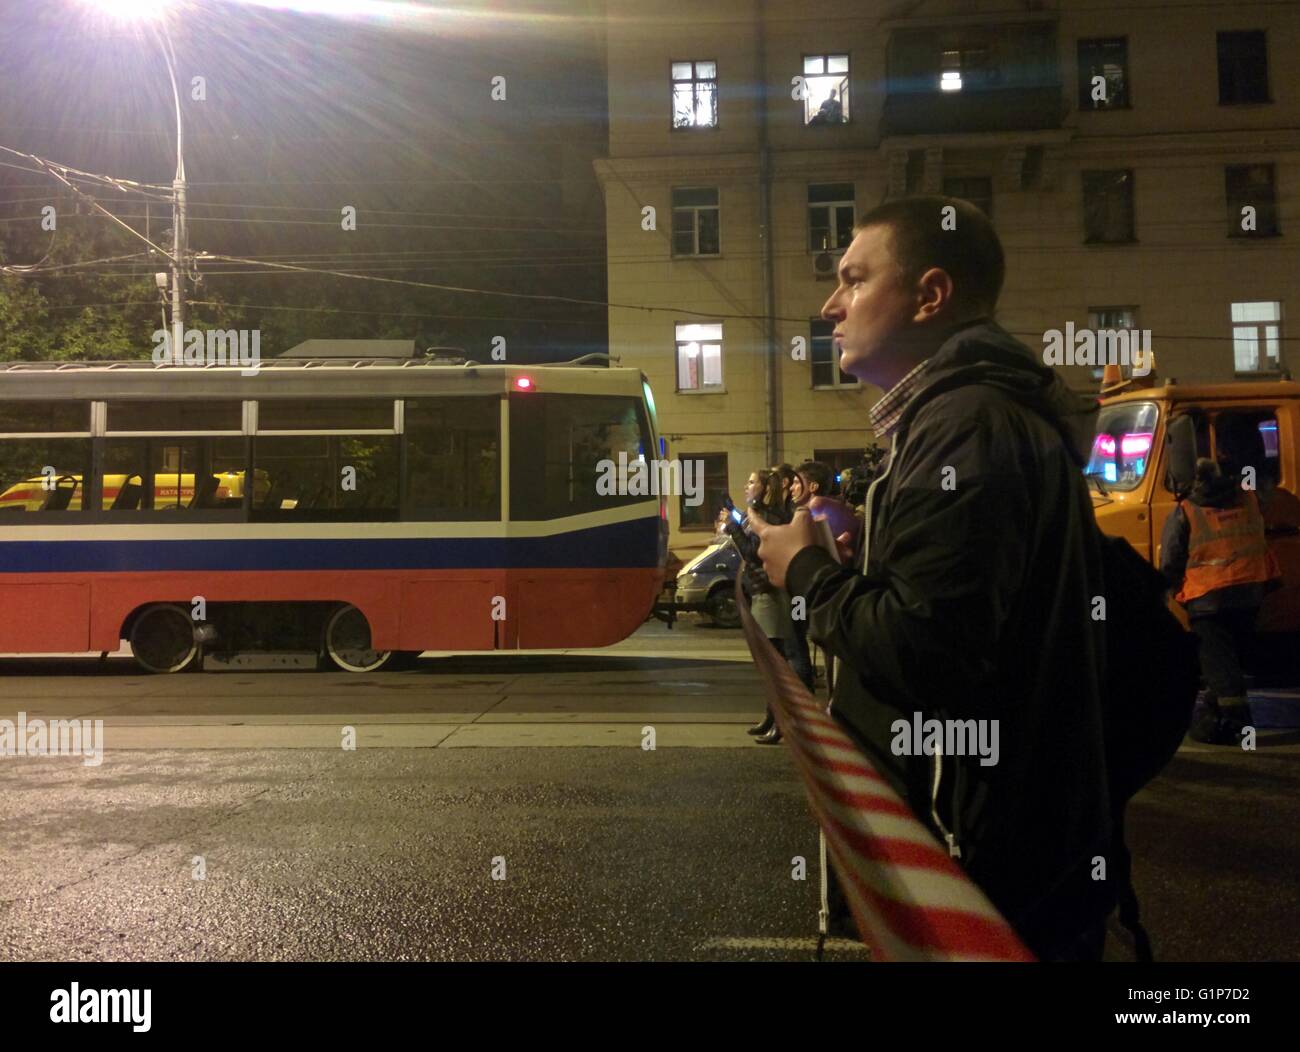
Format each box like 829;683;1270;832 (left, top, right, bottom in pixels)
698;936;871;954
66;722;765;749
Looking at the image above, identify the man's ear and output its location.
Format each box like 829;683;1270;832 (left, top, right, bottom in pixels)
913;266;955;322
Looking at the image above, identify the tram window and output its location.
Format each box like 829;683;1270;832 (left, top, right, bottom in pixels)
252;435;398;519
101;437;250;511
510;393;652;520
0;438;90;514
0;401;90;434
405;397;501;521
107;400;242;433
257;399;395;432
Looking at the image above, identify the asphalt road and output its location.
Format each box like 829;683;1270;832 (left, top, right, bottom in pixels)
1;619;1297;962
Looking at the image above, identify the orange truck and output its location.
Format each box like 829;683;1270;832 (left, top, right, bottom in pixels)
1088;364;1300;653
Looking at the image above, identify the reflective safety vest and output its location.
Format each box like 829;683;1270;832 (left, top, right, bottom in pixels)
1176;491;1280;604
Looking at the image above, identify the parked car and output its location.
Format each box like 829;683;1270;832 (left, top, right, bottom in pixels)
674;538;741;628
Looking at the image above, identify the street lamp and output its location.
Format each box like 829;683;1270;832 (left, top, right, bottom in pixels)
81;0;188;338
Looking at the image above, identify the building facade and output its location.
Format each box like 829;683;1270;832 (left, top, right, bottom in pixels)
594;0;1300;553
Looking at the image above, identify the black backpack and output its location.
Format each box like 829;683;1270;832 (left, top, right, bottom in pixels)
1097;530;1200;960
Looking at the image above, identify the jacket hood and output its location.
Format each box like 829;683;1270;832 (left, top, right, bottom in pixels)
1190;468;1240;509
899;319;1098;466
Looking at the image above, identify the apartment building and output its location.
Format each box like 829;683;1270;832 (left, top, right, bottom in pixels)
593;0;1300;552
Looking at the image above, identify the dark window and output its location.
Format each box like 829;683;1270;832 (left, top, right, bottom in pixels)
251;435;398;520
258;399;394;432
1078;37;1129;109
905;149;925;193
679;452;728;530
1082;169;1135;243
943;176;993;218
1226;164;1279;237
1020;145;1045;190
404;397;501;521
100;437;248;512
811;319;856;388
672;187;720;256
106;400;242;433
672;60;718;128
814;448;871;492
0;401;90;434
1217;31;1269;104
0;438;90;515
510;393;652;520
1213;410;1281;490
808;183;855;251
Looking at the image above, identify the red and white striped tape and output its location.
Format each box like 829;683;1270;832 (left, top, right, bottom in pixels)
737;576;1033;962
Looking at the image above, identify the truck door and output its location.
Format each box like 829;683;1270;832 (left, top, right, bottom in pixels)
1210;405;1300;634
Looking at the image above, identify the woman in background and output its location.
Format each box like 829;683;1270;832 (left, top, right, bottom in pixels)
742;469;796;744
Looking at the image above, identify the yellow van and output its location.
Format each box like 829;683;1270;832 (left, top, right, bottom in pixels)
1088;370;1300;638
0;471;265;512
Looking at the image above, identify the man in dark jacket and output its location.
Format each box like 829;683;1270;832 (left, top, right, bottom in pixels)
751;196;1112;960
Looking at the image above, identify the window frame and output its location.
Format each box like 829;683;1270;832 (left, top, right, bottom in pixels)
677;451;728;532
671;186;722;258
671;59;719;130
675;321;725;394
1231;300;1284;376
1086;306;1140;381
810;318;858;390
942;175;994;219
1077;36;1130;111
401;394;503;523
1225;163;1280;239
1217;30;1270;106
1082;168;1136;244
802;52;851;126
807;183;856;254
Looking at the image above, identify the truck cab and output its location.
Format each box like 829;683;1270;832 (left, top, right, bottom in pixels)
1088;380;1300;638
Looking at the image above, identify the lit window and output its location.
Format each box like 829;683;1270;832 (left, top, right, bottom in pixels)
676;322;724;392
803;54;849;125
1231;301;1283;374
672;60;718;128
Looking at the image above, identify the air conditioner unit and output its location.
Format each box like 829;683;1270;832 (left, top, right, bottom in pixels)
813;251;840;280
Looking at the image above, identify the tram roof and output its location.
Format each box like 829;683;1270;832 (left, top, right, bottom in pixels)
0;356;647;401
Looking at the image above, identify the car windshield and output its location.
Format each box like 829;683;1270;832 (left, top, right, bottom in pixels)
1085;401;1159;492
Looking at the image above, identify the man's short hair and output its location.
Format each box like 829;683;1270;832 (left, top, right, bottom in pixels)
797;460;834;497
854;195;1005;315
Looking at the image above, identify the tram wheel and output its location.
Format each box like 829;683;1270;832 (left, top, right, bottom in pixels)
321;604;400;673
128;603;201;674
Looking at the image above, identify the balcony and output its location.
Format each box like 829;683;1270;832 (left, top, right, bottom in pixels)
882;85;1066;136
883;21;1063;137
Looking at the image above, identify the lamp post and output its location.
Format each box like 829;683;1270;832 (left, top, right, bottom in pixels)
83;0;187;338
154;16;187;339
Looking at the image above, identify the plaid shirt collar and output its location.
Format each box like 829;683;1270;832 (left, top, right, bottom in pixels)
868;357;933;440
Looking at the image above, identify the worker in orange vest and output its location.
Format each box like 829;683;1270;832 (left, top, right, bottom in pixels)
1160;457;1281;744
